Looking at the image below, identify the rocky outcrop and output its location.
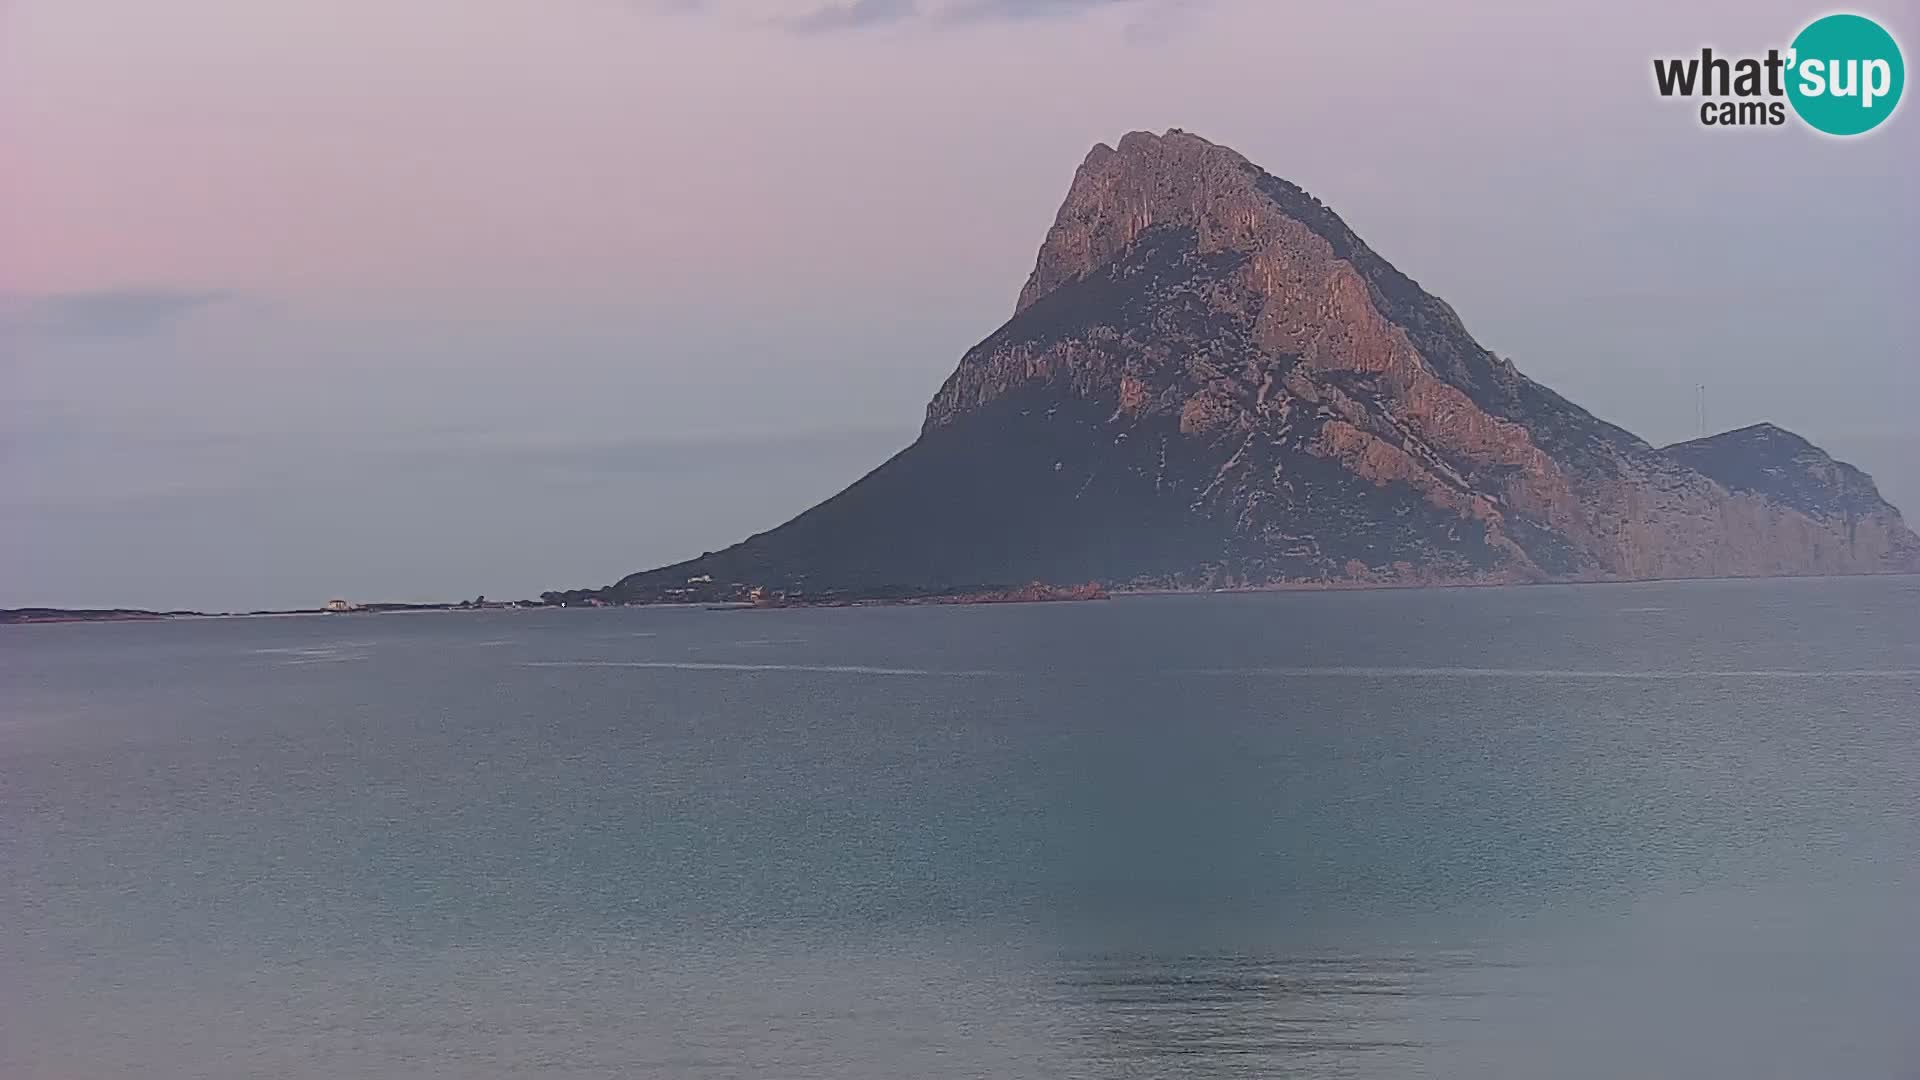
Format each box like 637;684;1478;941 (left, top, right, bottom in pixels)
1665;423;1897;520
566;130;1915;602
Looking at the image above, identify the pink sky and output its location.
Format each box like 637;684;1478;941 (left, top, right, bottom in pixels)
3;0;1914;607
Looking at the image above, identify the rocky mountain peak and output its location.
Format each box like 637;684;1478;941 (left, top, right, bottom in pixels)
549;131;1916;604
1665;423;1900;522
1017;129;1262;314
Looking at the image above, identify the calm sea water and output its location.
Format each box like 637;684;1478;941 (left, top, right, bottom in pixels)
3;578;1918;1078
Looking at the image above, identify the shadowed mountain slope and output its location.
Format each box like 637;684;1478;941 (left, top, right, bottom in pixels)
557;130;1915;602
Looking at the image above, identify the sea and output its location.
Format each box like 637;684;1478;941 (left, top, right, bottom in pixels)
3;576;1917;1079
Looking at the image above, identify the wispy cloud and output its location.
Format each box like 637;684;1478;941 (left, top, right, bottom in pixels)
941;0;1136;24
769;0;1164;33
1;288;232;341
781;0;918;32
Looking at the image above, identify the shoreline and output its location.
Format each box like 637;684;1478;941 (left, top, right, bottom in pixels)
9;570;1917;627
1116;567;1920;597
0;604;540;627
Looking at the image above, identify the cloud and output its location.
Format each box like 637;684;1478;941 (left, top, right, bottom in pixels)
1;288;233;341
940;0;1137;24
780;0;918;32
770;0;1165;33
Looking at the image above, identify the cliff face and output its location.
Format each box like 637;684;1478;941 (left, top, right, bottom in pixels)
584;130;1915;600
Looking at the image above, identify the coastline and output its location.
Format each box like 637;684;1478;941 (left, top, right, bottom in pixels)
11;571;1917;627
0;603;541;627
1114;567;1920;597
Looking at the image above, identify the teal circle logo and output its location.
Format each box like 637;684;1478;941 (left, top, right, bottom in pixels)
1786;14;1904;135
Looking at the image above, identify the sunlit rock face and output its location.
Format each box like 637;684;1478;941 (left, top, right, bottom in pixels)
589;130;1916;600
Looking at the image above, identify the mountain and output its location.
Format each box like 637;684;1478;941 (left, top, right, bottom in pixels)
553;130;1916;603
1663;423;1895;521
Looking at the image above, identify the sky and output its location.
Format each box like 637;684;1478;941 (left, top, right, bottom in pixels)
3;0;1915;610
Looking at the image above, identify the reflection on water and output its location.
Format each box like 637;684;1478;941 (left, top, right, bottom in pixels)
1060;952;1433;1069
2;577;1917;1078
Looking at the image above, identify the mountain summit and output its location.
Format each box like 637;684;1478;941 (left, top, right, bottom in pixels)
560;130;1916;601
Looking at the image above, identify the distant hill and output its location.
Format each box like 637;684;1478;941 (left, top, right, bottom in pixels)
1;608;176;624
551;129;1917;604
